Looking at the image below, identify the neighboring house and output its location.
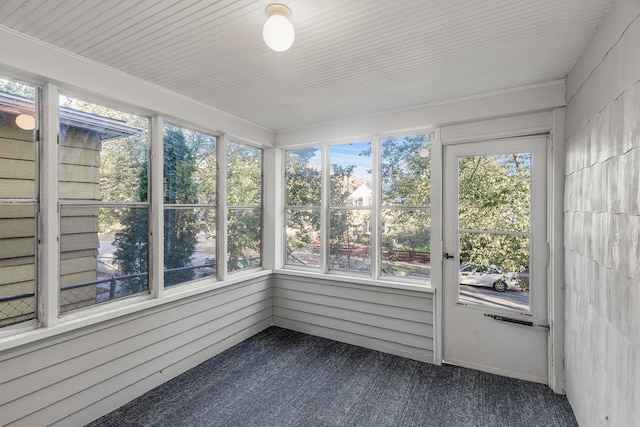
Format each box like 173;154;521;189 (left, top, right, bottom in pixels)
0;92;140;323
347;182;372;207
346;182;372;236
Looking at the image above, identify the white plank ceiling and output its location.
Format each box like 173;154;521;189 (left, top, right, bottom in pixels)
0;0;613;131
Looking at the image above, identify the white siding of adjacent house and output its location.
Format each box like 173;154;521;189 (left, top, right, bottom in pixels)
0;115;36;326
273;274;434;363
0;277;272;427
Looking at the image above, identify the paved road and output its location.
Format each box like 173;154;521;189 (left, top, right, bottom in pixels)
459;284;530;311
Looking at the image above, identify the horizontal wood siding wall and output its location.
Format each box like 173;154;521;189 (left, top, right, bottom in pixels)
0;277;272;427
0;114;36;325
273;275;434;363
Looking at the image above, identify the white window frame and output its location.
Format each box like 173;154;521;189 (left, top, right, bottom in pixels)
226;138;264;276
0;78;268;344
283;146;323;271
56;93;153;317
0;77;40;331
282;131;434;286
161;121;219;290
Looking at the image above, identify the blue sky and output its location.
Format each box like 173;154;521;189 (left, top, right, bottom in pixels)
305;141;372;182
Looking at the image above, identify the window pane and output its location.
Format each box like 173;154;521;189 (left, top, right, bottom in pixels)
0;205;36;326
0;79;37;199
58;95;149;203
164;208;216;287
163;124;216;205
228;142;261;206
228;208;261;272
458;153;531;232
0;78;37;327
330;142;371;206
286;209;320;268
458;232;530;312
329;209;371;273
60;206;149;313
381;134;431;206
381;209;431;278
286;148;321;206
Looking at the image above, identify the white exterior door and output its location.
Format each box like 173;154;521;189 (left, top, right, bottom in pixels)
443;136;549;383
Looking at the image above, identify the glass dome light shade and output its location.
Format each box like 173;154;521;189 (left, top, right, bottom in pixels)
263;4;294;52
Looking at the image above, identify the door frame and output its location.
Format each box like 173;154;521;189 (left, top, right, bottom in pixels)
432;109;566;392
442;135;548;383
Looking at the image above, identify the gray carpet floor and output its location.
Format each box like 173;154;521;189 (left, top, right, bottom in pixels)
88;327;578;427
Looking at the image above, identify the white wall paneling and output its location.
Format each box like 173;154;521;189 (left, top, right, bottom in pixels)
0;277;272;426
564;0;640;425
273;274;434;363
275;82;565;147
440;111;553;144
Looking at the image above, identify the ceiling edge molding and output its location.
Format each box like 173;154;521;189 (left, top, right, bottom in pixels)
275;80;566;147
0;24;275;146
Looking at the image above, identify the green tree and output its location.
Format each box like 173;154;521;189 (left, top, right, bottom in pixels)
227;142;261;271
380;134;431;252
285;149;321;258
0;79;35;99
286;148;321;206
114;128;199;288
328;163;356;259
458;154;531;288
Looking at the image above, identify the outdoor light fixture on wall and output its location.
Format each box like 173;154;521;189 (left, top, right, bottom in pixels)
263;3;295;52
15;113;36;131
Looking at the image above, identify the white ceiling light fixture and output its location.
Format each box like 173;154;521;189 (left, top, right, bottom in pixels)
263;3;295;52
15;113;36;131
419;148;430;158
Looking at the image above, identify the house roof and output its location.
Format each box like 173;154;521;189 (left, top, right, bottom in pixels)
0;91;142;141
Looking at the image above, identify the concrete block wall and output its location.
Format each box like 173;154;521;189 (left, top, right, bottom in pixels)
564;1;640;425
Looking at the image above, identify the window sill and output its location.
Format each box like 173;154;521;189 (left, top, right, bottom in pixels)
275;268;435;293
0;269;272;353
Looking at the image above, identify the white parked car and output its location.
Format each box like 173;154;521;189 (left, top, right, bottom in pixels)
459;264;520;292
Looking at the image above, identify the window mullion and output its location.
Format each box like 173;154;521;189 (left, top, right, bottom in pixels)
371;136;381;280
320;144;330;274
150;115;164;297
39;82;59;327
217;134;228;281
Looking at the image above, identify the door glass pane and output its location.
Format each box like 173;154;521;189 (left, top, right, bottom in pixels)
458;153;532;312
458;153;531;232
458;232;530;311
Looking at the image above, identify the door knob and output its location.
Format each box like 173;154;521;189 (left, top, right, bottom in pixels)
444;252;454;259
